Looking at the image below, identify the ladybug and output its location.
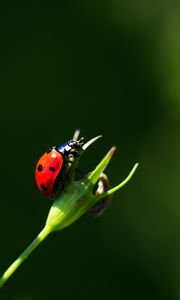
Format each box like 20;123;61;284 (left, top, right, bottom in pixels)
35;140;84;198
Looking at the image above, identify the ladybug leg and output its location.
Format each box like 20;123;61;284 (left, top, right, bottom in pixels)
65;151;81;165
68;151;79;158
66;160;73;165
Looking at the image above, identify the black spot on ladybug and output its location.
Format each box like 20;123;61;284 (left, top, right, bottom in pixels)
41;183;47;191
37;164;43;172
49;166;56;172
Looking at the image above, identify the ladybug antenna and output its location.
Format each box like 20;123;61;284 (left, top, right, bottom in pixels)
83;135;102;151
78;137;85;144
73;129;81;141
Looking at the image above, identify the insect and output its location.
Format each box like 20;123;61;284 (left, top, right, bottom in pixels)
35;140;84;198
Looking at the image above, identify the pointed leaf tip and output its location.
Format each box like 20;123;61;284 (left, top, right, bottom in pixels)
109;146;117;155
95;162;139;201
82;135;102;150
87;146;116;185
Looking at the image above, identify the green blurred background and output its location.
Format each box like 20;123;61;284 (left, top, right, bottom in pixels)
0;0;180;299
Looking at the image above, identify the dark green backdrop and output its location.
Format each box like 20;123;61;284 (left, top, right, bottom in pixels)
1;1;180;299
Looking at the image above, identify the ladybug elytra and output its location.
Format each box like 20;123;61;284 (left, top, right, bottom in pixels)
35;140;84;198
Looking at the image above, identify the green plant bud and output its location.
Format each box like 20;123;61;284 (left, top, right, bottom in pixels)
46;146;138;231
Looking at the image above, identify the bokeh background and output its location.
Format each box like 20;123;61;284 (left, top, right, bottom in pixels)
0;1;180;299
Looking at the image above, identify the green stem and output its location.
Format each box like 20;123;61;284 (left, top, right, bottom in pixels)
0;225;52;289
95;163;139;201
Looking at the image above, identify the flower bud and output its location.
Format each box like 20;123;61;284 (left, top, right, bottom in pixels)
45;138;138;232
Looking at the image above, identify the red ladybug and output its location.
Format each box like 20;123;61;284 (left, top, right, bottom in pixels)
35;140;84;198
